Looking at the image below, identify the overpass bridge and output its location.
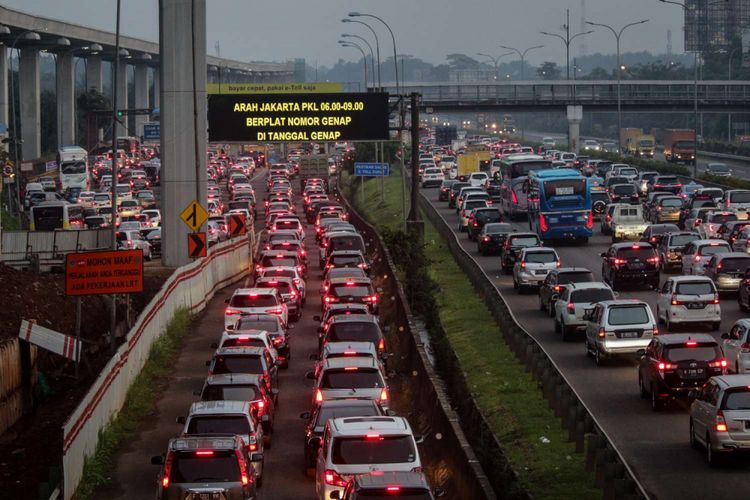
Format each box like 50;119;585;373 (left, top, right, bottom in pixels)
0;5;295;159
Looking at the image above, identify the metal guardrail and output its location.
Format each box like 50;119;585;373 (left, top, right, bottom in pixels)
1;229;112;265
419;192;650;500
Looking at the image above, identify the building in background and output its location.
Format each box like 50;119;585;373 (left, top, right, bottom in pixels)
685;0;750;52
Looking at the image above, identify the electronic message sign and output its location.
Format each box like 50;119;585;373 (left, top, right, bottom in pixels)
207;92;390;143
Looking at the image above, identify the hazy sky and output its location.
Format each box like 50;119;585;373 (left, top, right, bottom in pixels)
4;0;686;67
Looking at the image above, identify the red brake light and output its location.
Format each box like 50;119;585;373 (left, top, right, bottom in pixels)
315;389;323;402
686;341;697;346
716;410;728;432
225;307;241;315
511;190;518;204
379;388;389;402
195;450;214;456
585;211;593;229
378;338;385;351
324;469;347;487
539;214;548;233
566;302;575;313
386;486;401;492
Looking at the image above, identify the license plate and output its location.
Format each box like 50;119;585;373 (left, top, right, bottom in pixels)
189;493;222;500
686;302;705;309
681;369;705;379
619;331;639;338
535;270;547;275
629;263;644;270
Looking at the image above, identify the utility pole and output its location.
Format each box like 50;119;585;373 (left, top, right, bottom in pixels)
109;0;121;355
406;92;423;240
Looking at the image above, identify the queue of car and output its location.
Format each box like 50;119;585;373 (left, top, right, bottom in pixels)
426;138;750;466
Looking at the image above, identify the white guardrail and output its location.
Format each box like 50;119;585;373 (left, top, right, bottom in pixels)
60;236;251;499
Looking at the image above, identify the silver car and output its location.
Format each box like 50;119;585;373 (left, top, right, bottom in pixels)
689;375;750;466
583;299;657;365
513;247;561;293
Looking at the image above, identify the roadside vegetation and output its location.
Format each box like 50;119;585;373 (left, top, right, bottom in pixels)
340;164;599;499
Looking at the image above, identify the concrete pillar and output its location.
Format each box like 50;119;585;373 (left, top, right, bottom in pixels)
115;59;128;137
567;105;583;155
0;47;8;130
86;54;102;92
152;67;160;108
19;48;40;160
56;52;75;147
160;0;208;267
134;64;149;138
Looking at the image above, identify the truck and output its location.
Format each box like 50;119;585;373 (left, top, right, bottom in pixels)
609;203;648;243
662;129;696;165
297;154;329;189
634;134;655;158
456;148;491;181
620;128;642;155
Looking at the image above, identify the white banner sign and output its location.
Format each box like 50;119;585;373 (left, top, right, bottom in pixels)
19;319;80;361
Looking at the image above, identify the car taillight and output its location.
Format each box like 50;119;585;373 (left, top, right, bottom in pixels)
613;258;626;265
647;256;659;264
378;338;385;351
520;261;526;269
483;236;491;242
657;362;676;371
711;294;720;304
741;342;750;354
315;389;323;403
670;295;683;306
511;190;518;204
247;442;257;452
539;214;548;232
266;307;283;315
380;388;389;402
585;211;593;229
324;469;347;487
555;260;561;268
566;302;575;313
225;307;241;316
716;410;728;432
597;328;606;338
709;359;728;369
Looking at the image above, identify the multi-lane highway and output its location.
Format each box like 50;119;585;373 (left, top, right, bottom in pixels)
421;186;750;500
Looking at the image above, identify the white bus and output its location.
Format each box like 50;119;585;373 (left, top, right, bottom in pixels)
57;146;90;191
30;201;85;230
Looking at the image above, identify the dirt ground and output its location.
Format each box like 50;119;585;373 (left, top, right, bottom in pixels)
0;264;172;499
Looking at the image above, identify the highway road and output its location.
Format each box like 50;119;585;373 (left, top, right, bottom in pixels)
421;186;750;500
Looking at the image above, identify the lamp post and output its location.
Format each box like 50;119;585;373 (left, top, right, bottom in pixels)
541;9;594;80
498;45;543;80
342;18;381;90
342;34;376;88
586;19;648;151
476;51;514;80
338;40;369;87
348;13;398;95
727;45;741;142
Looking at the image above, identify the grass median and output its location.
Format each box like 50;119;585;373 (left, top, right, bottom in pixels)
341;166;599;499
73;308;192;500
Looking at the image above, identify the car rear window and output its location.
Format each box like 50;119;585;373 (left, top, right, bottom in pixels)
464;200;487;210
698;244;730;256
675;281;715;295
661;198;682;208
262;256;297;268
710;213;737;224
718;257;750;272
331;436;417;465
256;281;293;293
509;236;539;247
329;323;381;344
330;236;365;253
524;252;557;264
476;210;502;223
331;284;372;298
315;405;380;427
202;384;261;402
570;289;614;303
331;255;363;266
558;271;595;284
618;207;640;217
320;368;383;389
722;388;750;410
729;191;750;203
235;317;280;332
170;451;240;483
608;305;650;326
187;416;251;435
664;345;721;363
230;294;277;308
669;234;698;247
212;355;264;374
656;176;678;183
613;185;635;194
616;247;656;259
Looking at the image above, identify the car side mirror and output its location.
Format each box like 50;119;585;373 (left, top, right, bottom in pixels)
550;294;559;302
250;453;264;462
414;435;425;444
300;411;311;419
377;287;384;293
383;325;391;333
599;252;607;258
434;487;447;498
261;414;270;423
151;455;164;465
387;370;397;379
305;371;316;379
721;333;730;339
271;388;280;396
313;315;321;322
613;292;619;298
330;493;341;500
636;349;646;357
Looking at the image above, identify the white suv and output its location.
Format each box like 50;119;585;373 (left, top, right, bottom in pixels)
583;299;657;365
315;416;422;500
513;247;561;293
656;276;721;331
224;288;288;329
681;240;732;275
420;167;445;188
721;319;750;374
468;171;488;187
553;282;615;341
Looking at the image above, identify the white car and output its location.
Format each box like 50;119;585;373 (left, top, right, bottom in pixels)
92;192;111;208
215;329;279;363
583;299;657;365
420;167;445;188
697;211;738;239
468;171;489;187
142;209;161;227
681;240;731;275
560;152;576;167
513;247;561;293
719;190;750;218
722;319;750;374
258;266;307;301
542;137;557;148
554;282;616;341
582;139;601;152
116;229;152;260
76;191;96;207
224;288;288;330
115;183;132;201
656;276;721;331
315;416;421;500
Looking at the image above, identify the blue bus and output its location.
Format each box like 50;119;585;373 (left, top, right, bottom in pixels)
526;168;592;243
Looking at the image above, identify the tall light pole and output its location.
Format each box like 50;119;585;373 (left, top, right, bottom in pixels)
342;18;380;90
498;45;543;80
349;13;399;95
339;40;369;88
541;9;594;80
477;51;514;80
586;19;648;149
342;34;376;88
727;45;740;142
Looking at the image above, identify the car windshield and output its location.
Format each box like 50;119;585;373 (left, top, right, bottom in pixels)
187;416;250;435
608;305;650;325
329;323;381;343
212;355;263;374
570;289;614;303
670;235;698;247
202;384;261;401
665;345;721;363
699;244;730;256
722;388;750;410
729;191;750;203
675;281;714;295
709;164;730;173
315;405;380;427
320;369;383;389
525;252;557;264
331;284;371;298
170;451;240;483
661;198;683;208
230;294;277;308
718;257;750;273
509;236;539;247
331;436;417;465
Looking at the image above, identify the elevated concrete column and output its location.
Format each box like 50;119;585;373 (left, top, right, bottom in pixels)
134;64;149;138
152;67;160;107
86;54;102;92
19;48;40;160
56;52;75;147
0;47;8;130
160;0;207;267
567;105;583;155
114;59;128;137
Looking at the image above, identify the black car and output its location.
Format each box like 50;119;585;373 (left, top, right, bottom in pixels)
299;399;386;474
438;179;457;201
655;231;698;272
601;242;660;290
501;232;542;273
477;222;513;255
638;334;726;411
649;175;682;195
484;178;503;202
143;227;162;256
447;182;470;208
609;183;639;204
467;207;502;241
538;268;595;316
640;223;681;247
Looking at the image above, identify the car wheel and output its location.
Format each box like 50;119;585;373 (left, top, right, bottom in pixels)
548;301;555;318
610;275;618;292
513;277;519;290
594;345;605;366
656;306;663;325
706;434;721;467
538;295;546;312
585;339;593;357
554;317;561;334
650;383;663;412
561;322;571;342
639;372;648;399
665;315;673;332
145;248;152;261
689;420;700;449
256;473;263;488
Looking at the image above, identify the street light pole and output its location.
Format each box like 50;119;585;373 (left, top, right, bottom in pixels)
342;19;380;90
341;34;376;88
110;0;121;355
349;13;398;94
477;51;514;80
541;9;594;80
499;45;543;80
339;41;368;87
727;45;740;142
586;19;648;152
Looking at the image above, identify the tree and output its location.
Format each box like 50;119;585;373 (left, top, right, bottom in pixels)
445;53;480;69
537;62;561;80
585;67;612;80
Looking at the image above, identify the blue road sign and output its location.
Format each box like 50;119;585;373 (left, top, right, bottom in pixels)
354;162;389;177
143;122;160;140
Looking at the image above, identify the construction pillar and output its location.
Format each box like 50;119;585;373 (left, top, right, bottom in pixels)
86;54;103;92
152;67;160;108
134;63;149;139
567;105;583;155
160;0;208;267
115;58;128;137
19;48;40;160
56;51;76;147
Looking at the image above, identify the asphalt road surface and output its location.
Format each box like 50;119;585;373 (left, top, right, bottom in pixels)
421;186;750;500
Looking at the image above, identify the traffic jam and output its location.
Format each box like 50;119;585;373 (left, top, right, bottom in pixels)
420;135;750;467
147;153;441;500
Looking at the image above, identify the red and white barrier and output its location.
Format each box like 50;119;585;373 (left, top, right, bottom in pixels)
18;320;80;361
